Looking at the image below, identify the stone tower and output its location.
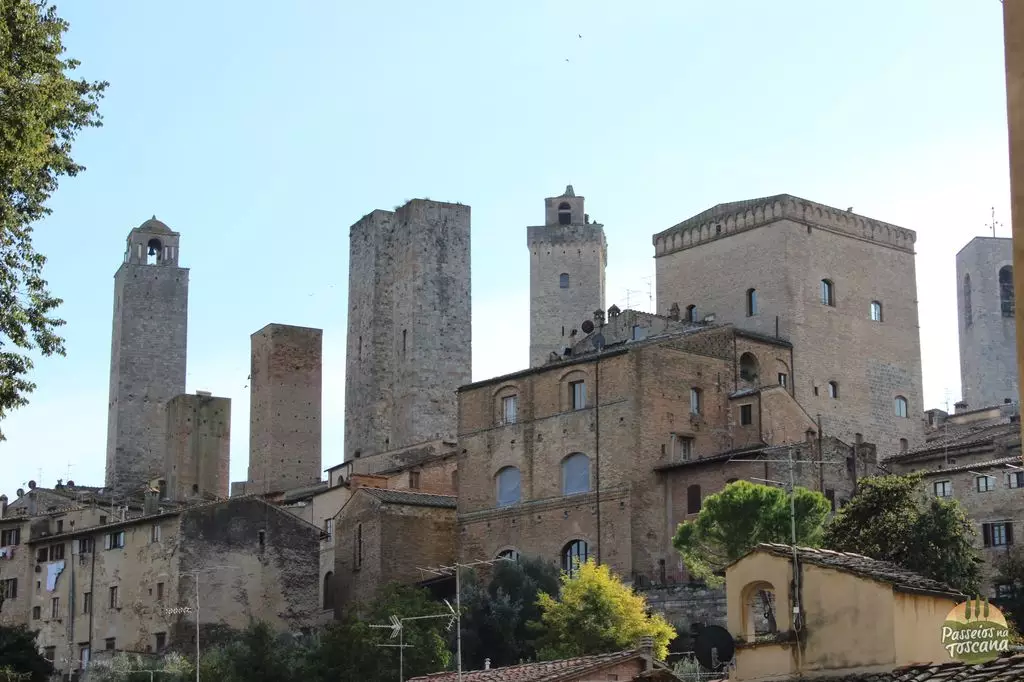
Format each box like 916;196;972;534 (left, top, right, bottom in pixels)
528;186;607;367
164;391;231;500
957;236;1018;409
344;199;471;461
651;195;923;457
105;217;189;494
248;324;323;493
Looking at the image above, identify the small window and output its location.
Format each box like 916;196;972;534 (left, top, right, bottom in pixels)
104;531;125;550
155;632;166;652
686;304;697;322
324;518;334;540
1000;266;1015;317
670;434;693;462
79;537;94;554
983;522;1014;547
99;515;107;525
156;582;164;602
32;606;40;620
870;301;883;322
977;475;996;493
56;520;63;533
899;438;908;453
258;530;266;547
746;288;758;316
558;202;571;225
827;381;839;399
109;586;119;609
105;638;115;651
964;274;973;327
690;388;702;415
0;528;20;546
562;540;589;576
570;381;587;410
934;481;952;498
1;578;16;601
687;484;702;514
150;524;161;543
497;549;520;563
778;373;787;388
820;279;835;306
894;396;908;418
1008;471;1024;489
409;471;420;490
740;404;753;426
48;544;65;561
559;272;570;289
502;395;518;424
562;453;590;496
51;596;60;618
496;467;522;507
739;353;758;382
83;592;92;614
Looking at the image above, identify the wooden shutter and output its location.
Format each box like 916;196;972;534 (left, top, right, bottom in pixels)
983;523;992;547
1007;522;1015;546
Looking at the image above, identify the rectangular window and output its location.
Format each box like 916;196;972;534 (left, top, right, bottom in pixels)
56;520;63;533
1;578;16;600
156;582;164;602
155;632;166;652
570;381;587;410
325;519;334;541
670;434;693;462
997;583;1015;598
48;544;65;561
150;524;161;543
0;528;20;546
51;597;59;619
631;325;648;341
79;645;90;669
78;537;94;554
109;586;119;609
977;475;996;493
105;638;115;651
1009;472;1024;489
409;471;420;490
99;515;107;525
502;395;518;424
105;531;125;550
739;404;753;426
934;481;952;498
36;548;47;562
32;606;40;620
777;373;787;388
689;388;701;415
83;591;92;614
983;522;1014;547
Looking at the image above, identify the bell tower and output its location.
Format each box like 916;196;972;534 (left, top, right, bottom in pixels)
105;217;190;495
527;186;607;367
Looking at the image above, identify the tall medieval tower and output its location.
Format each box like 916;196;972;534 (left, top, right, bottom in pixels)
105;217;189;494
957;236;1018;409
528;186;607;367
344;199;472;462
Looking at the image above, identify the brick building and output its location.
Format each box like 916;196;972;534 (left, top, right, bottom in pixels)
956;236;1018;410
528;186;607;367
105;217;189;495
344;199;472;463
164;391;230;501
651;195;924;458
455;319;870;586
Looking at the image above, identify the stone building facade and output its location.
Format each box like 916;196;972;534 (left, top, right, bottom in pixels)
651;195;924;459
105;217;189;495
246;323;323;494
455;321;863;585
956;236;1018;409
528;186;607;367
1;495;319;677
164;391;230;501
344;199;472;462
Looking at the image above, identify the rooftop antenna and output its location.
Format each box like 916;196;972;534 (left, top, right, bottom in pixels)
986;206;1004;238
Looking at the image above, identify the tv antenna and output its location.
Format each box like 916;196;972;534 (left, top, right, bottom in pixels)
986;206;1004;238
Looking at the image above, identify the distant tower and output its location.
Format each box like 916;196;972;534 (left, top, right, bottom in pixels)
957;236;1018;408
344;200;472;461
528;186;607;367
105;217;189;494
164;391;231;500
248;324;323;493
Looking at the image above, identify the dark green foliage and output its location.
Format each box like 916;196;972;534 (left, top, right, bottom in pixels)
0;625;53;681
0;0;107;435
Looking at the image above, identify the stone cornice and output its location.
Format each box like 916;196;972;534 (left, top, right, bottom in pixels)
458;484;630;524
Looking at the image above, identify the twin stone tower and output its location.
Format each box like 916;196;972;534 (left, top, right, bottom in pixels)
103;187;604;498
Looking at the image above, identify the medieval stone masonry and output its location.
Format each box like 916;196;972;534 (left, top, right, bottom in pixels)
164;391;231;501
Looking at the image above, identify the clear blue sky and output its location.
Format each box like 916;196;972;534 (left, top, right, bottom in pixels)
0;0;1011;492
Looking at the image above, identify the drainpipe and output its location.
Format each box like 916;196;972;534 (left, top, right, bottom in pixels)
595;348;602;566
817;415;825;493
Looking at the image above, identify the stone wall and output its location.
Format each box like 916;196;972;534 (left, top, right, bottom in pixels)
344;200;471;460
639;583;728;634
106;220;189;494
164;392;231;500
956;237;1018;409
248;324;323;493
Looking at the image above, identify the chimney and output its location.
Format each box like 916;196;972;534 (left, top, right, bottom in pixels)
484;659;491;670
593;309;605;326
955;401;969;414
144;488;159;516
27;491;37;517
0;495;7;520
636;636;655;670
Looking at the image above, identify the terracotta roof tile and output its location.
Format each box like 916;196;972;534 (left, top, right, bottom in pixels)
408;650;643;682
798;650;1024;680
361;488;457;509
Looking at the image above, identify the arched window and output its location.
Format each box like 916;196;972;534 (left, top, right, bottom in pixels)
146;238;162;265
687;484;702;514
820;279;835;306
497;548;520;563
496;467;521;507
964;274;973;327
559;272;570;289
562;540;589;576
746;288;758;316
739;353;759;383
686;304;697;322
870;301;883;322
827;381;839;399
558;202;571;225
1000;266;1015;317
690;388;702;415
894;395;908;418
561;453;590;496
323;571;334;610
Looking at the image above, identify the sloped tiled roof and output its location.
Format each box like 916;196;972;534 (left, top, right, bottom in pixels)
799;651;1024;680
895;422;1020;460
754;544;963;598
361;488;457;509
408;649;651;682
918;456;1023;477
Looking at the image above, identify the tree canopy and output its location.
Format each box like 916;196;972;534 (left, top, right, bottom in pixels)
823;473;981;594
535;560;676;660
0;625;52;682
0;0;107;435
672;480;831;584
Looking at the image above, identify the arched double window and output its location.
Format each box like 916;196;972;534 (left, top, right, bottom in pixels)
562;540;589;576
562;453;590;496
1000;266;1015;317
496;466;521;507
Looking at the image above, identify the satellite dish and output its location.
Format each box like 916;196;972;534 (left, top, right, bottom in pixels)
581;320;595;335
693;625;735;671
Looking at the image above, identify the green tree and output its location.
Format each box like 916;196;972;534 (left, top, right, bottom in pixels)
993;547;1024;636
0;625;52;682
0;0;107;435
460;555;561;668
81;651;191;682
196;621;309;682
823;473;981;593
534;560;676;660
672;480;831;585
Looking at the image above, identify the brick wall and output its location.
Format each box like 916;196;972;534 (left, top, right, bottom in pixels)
164;392;231;500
